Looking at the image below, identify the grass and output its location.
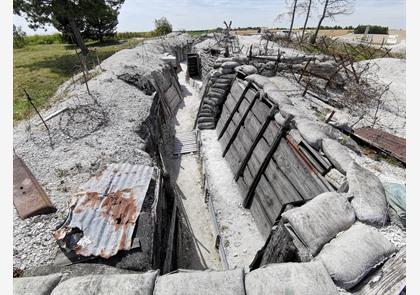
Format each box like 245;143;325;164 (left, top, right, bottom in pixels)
13;38;142;122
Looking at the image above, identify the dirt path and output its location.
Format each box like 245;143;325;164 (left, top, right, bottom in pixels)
167;63;222;270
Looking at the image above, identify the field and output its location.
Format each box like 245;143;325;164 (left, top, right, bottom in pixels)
13;38;142;122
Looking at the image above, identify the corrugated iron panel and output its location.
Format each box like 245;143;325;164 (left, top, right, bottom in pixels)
354;127;406;163
54;163;155;259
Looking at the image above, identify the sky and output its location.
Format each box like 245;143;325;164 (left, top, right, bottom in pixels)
13;0;406;35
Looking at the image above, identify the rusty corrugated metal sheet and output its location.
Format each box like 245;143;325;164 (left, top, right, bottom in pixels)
54;163;155;259
354;127;406;164
13;155;56;219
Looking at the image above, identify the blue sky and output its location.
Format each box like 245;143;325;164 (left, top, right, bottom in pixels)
13;0;406;35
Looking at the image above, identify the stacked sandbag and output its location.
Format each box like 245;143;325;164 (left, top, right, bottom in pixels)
154;269;245;295
245;262;338;295
245;74;272;88
295;117;360;152
315;222;397;290
197;71;236;130
282;192;356;258
347;161;389;226
14;273;63;295
50;271;158;295
234;65;258;76
383;182;406;227
263;82;292;106
322;138;353;174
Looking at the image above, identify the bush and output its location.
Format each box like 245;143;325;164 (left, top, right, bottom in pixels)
25;33;64;45
13;25;27;49
354;25;388;35
153;17;172;36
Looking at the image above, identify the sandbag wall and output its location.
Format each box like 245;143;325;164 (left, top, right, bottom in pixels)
216;78;332;238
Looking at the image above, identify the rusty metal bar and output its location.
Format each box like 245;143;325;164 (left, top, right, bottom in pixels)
234;107;277;181
13;155;56;219
222;90;259;157
218;82;251;140
243;116;293;208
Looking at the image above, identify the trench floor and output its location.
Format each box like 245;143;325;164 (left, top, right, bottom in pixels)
167;63;222;270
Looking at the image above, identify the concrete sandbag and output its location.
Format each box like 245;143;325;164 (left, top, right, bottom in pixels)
14;273;63;295
197;116;215;124
154;269;245;295
245;74;272;88
51;271;158;295
235;65;258;76
265;90;292;106
198;122;216;129
245;262;338;295
347;161;388;226
279;105;304;119
207;91;225;99
315;223;396;290
203;98;218;107
322;138;353;174
295;118;359;152
262;82;279;93
222;61;241;70
282;192;355;257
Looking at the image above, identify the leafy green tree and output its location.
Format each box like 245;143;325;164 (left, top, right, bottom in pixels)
13;25;27;48
13;0;125;55
154;17;172;36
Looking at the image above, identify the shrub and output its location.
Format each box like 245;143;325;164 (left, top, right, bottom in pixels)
354;25;388;35
13;25;27;48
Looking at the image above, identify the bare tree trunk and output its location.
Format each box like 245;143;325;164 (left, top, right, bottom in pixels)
311;0;329;44
69;18;89;56
301;0;312;42
288;0;298;40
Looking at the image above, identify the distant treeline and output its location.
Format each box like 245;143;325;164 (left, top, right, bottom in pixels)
18;31;154;46
353;25;389;35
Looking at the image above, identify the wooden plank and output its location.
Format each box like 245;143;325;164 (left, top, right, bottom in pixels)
356;247;406;295
235;111;275;181
222;91;259;156
264;159;304;206
237;95;251;117
262;120;279;147
250;196;272;240
255;175;283;223
251;100;272;125
237;177;249;198
225;143;242;173
250;221;297;270
234;126;254;154
243;117;293;208
273;140;325;200
244;112;263;140
243;165;254;188
224;93;237;113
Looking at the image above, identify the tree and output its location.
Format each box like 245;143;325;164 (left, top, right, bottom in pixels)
154;17;172;36
13;0;125;56
13;25;27;48
310;0;354;44
301;0;314;42
288;0;298;40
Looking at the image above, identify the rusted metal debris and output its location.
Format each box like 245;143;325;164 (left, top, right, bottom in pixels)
54;163;155;259
13;155;56;219
354;128;406;164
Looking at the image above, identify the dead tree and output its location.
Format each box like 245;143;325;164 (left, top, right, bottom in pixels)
301;0;313;42
288;0;298;40
311;0;355;44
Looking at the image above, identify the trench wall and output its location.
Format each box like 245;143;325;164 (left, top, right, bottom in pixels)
216;78;332;238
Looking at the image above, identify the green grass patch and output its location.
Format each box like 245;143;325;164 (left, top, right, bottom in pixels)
13;38;142;122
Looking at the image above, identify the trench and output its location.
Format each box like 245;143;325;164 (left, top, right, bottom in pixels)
163;63;222;270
